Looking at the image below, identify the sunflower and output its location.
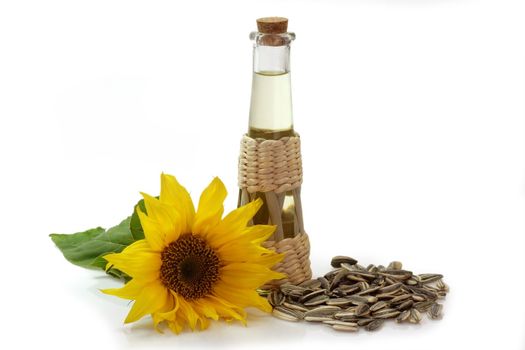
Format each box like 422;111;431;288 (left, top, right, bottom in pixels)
102;174;285;333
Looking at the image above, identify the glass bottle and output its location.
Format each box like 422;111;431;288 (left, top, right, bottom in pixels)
238;17;303;241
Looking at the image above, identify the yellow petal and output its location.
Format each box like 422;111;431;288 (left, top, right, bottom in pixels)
154;292;180;324
140;193;182;245
119;239;154;255
192;177;227;236
206;295;247;325
217;241;274;263
160;174;195;233
220;263;285;289
124;282;169;324
103;250;161;281
208;199;263;245
192;298;219;321
177;297;200;331
214;282;272;312
167;319;184;334
137;209;166;251
242;225;277;244
152;293;176;332
101;278;149;300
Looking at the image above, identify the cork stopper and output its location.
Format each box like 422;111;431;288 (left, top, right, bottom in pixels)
257;17;288;34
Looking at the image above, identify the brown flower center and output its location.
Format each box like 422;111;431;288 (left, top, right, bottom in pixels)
159;233;220;300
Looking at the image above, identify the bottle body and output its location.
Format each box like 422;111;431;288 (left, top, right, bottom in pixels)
238;26;301;241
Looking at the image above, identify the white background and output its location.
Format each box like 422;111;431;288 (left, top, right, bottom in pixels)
1;0;524;349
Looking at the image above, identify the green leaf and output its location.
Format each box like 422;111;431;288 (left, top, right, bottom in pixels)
129;199;146;241
50;217;135;274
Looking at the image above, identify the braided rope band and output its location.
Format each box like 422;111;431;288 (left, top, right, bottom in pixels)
238;134;303;194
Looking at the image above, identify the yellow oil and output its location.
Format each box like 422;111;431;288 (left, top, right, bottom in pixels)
239;70;299;239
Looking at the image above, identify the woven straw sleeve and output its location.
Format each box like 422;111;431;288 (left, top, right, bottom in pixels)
238;133;312;288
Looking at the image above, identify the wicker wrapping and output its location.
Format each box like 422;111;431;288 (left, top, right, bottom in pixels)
238;133;312;288
238;134;302;194
260;233;312;289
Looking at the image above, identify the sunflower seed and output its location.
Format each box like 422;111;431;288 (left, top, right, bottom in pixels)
355;303;370;316
406;278;419;286
324;267;344;280
396;310;411;323
268;290;285;307
420;274;444;284
366;264;377;271
346;270;376;279
387;261;403;270
281;284;306;297
330;270;349;290
332;324;359;332
414;300;434;312
335;284;360;295
346;295;369;305
346;274;367;283
396;300;414;311
365;319;384;331
326;298;352;306
323;320;358;327
356;286;381;296
334;310;356;319
299;279;322;289
300;289;326;302
429;303;443;319
331;256;358;267
369;301;389;312
380;270;413;281
412;294;426;302
305;316;333;322
374;310;401;319
317;277;330;289
304;294;330;306
357;281;370;291
305;306;341;317
391;294;412;304
283;301;309;312
273;307;300;322
436;280;449;292
357;318;375;326
378;282;403;294
409;309;422;324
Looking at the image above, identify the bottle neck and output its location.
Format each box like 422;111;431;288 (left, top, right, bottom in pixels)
248;33;295;139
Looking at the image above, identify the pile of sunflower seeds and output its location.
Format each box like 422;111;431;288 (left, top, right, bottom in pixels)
262;256;448;332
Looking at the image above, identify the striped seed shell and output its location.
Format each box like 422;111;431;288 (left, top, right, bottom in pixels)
326;298;352;306
304;294;330;306
268;290;285;307
331;256;358;268
355;303;370;316
396;300;414;311
429;303;443;319
409;309;422;323
370;301;389;312
387;261;403;270
283;301;309;312
300;289;326;303
305;306;341;318
332;324;359;332
305;316;333;322
323;320;358;327
273;306;301;322
365;319;384;331
396;310;411;323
